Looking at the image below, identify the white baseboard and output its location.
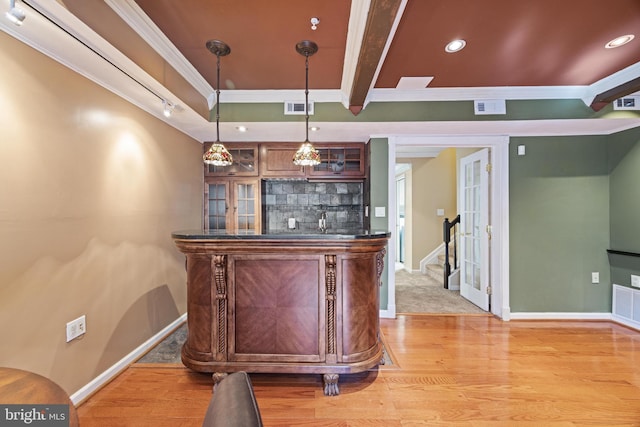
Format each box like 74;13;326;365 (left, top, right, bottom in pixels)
419;243;445;274
380;307;395;319
612;314;640;331
508;311;640;332
70;313;187;405
509;312;612;320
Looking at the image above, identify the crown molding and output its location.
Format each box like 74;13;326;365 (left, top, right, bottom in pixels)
105;0;214;99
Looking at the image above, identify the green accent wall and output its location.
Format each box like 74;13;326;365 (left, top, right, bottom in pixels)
215;99;618;123
510;135;611;312
369;138;390;310
608;128;640;286
363;129;640;314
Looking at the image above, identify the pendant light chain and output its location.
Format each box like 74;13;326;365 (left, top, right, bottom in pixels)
216;52;221;143
305;53;310;143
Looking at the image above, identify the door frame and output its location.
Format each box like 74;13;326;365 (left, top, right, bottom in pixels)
384;135;510;320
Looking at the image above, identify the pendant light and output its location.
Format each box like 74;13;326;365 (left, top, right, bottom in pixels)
203;39;233;166
293;40;321;166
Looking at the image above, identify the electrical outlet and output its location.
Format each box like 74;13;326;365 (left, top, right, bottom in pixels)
591;272;599;284
632;275;640;288
66;315;86;342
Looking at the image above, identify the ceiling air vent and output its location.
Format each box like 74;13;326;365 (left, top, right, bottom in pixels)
284;101;314;115
613;96;640;110
474;99;506;115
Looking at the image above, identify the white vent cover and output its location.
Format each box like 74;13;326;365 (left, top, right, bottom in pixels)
474;99;506;115
613;96;640;110
612;284;640;330
284;101;314;115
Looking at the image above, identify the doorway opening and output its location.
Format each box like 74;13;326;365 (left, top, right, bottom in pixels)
383;135;510;320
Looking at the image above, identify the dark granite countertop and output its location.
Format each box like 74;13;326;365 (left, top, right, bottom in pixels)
172;229;390;240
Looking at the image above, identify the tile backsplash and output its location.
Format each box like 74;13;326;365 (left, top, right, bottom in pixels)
263;180;364;233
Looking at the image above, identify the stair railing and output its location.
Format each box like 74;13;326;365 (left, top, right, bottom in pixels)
443;214;460;289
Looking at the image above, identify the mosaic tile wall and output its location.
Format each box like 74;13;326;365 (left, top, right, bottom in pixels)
263;180;364;233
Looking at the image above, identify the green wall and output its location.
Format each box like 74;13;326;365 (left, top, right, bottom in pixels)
608;128;640;286
369;138;390;310
510;136;611;312
219;99;607;123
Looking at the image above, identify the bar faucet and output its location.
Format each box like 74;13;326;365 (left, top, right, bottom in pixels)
319;211;327;233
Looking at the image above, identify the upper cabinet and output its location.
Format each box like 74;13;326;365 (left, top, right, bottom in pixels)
204;143;259;177
260;144;306;178
258;142;366;180
307;144;365;179
202;142;367;180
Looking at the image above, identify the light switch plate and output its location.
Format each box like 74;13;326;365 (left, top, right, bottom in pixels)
632;275;640;288
374;207;386;218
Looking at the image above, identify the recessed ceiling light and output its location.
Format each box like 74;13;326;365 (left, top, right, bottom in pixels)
309;126;320;132
445;39;466;53
605;34;634;49
236;125;248;132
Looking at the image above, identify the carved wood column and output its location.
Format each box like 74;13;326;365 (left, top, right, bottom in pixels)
376;248;386;287
212;254;228;360
325;254;337;357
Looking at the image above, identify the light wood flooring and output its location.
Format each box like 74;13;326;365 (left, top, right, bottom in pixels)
77;315;640;426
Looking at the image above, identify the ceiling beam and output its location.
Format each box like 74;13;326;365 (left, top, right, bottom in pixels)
348;0;403;115
590;76;640;111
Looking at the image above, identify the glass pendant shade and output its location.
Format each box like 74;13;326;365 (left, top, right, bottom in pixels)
203;143;233;166
293;142;321;166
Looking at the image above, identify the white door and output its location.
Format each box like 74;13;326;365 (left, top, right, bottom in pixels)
395;175;406;265
459;149;490;310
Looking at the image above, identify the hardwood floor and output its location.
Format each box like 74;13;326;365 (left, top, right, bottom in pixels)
77;315;640;426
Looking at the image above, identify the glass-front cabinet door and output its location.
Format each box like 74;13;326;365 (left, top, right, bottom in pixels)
204;143;259;177
205;179;260;233
234;181;259;234
205;180;230;231
307;144;365;178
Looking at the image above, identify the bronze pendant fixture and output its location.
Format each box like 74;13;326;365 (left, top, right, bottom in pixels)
203;39;233;166
293;40;321;166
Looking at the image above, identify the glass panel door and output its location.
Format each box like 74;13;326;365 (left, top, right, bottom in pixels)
206;182;229;230
234;181;258;234
459;149;490;311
